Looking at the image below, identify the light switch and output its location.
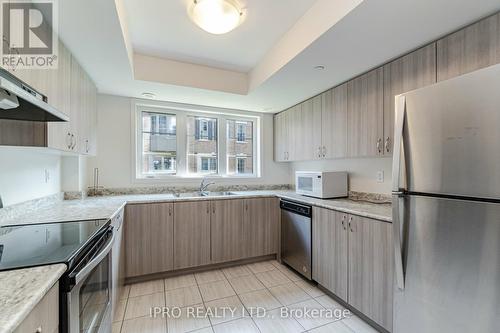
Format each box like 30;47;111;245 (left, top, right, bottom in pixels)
376;171;384;183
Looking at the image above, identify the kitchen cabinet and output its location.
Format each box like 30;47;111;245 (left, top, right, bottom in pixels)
211;199;245;263
312;207;393;331
301;95;322;161
274;110;287;161
174;201;211;269
437;12;500;82
312;207;348;302
347;67;384;157
125;203;174;277
321;84;348;159
14;282;59;333
383;43;437;155
348;215;393;332
243;197;280;258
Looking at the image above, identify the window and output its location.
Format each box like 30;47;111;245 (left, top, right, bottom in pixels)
187;116;218;175
140;112;177;175
227;119;254;175
135;103;259;179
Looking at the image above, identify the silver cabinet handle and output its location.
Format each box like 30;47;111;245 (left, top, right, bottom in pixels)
317;146;322;158
169;206;172;216
385;137;391;153
322;146;326;158
70;134;75;150
66;132;72;149
348;216;354;232
85;139;89;153
377;138;382;154
206;204;210;214
212;205;216;214
341;215;347;230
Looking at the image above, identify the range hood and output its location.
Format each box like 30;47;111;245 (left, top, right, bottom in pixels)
0;68;69;122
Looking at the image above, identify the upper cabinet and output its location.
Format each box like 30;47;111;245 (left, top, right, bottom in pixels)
437;12;500;81
322;84;347;159
347;67;384;158
383;44;437;155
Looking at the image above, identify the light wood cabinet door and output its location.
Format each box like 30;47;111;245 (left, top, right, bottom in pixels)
125;203;173;277
347;67;384;158
211;199;244;263
348;215;393;331
383;43;436;155
312;207;348;302
14;282;59;333
243;197;280;258
174;201;211;269
322;84;347;159
437;12;500;82
300;95;322;161
287;104;301;161
274;111;287;162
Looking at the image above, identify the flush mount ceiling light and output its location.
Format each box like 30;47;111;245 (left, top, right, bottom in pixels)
141;92;156;99
314;65;326;71
189;0;244;35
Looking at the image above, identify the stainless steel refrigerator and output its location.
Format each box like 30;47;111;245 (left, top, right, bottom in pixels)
392;64;500;333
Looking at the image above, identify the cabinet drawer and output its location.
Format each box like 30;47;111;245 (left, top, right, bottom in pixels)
14;281;59;333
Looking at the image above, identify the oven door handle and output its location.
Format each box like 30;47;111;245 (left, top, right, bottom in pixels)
74;230;115;285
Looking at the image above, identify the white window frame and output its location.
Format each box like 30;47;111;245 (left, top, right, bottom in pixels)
236;121;246;143
132;100;260;181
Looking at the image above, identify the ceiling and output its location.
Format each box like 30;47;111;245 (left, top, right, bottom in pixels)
122;0;317;72
58;0;500;113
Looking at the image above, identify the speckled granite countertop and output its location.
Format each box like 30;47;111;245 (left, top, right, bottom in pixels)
0;264;66;333
1;191;391;226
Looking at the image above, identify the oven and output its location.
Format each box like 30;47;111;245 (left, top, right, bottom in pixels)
61;225;114;333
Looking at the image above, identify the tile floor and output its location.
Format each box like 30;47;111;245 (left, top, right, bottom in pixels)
112;260;379;333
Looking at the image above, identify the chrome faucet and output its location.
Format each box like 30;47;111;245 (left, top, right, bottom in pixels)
199;178;215;194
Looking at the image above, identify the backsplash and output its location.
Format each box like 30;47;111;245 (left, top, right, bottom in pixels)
86;184;293;197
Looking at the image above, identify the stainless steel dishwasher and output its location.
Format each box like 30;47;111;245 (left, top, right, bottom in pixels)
280;199;312;280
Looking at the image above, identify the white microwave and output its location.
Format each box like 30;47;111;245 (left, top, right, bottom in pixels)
295;171;348;199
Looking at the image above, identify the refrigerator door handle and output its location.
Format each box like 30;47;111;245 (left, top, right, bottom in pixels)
392;95;406;193
393;194;405;290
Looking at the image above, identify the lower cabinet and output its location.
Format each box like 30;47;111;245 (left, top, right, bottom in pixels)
14;282;59;333
211;199;245;263
312;207;348;302
173;201;211;270
125;203;174;277
243;197;280;258
124;197;280;277
312;207;393;332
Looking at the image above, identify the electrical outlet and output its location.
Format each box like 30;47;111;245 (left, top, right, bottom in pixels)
376;171;384;183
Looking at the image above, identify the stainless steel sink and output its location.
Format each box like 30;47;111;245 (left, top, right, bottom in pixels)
173;191;236;198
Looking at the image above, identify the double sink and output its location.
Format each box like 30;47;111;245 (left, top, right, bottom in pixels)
172;191;237;198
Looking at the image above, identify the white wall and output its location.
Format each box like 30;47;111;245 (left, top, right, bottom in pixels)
87;94;291;189
290;157;393;194
0;147;61;206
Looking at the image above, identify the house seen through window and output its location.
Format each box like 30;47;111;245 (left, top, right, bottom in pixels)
141;112;177;175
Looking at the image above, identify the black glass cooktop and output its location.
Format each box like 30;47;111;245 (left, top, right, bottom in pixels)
0;219;110;271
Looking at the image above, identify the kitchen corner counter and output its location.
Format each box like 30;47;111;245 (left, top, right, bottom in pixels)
0;264;66;333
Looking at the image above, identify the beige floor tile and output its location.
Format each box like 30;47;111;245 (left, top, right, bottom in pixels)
129;279;164;297
246;261;276;274
294;280;325;298
190;328;214;333
124;292;165;320
112;321;122;333
221;265;252;279
119;285;131;300
165;285;203;308
342;315;379;333
167;304;211;333
286;299;334;330
212;318;260;333
228;275;265;294
195;269;226;284
308;321;354;333
268;282;311;306
205;295;248;325
252;308;304;333
315;295;349;320
238;289;281;313
113;299;127;322
274;264;304;282
121;316;167;333
255;269;291;288
165;274;197;291
199;280;236;302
